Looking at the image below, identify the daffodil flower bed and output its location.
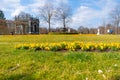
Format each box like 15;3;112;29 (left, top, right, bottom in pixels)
15;41;120;51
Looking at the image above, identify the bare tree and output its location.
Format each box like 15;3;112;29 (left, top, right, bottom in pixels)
78;26;84;34
56;3;71;32
38;2;55;32
110;5;120;34
89;28;97;34
0;10;7;34
39;27;48;34
78;26;90;34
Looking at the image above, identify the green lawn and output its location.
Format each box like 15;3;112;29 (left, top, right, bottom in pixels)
1;35;120;43
0;35;120;80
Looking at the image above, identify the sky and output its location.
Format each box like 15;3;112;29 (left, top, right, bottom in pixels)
0;0;120;29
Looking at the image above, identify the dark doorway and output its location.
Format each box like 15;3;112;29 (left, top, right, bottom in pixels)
34;25;37;33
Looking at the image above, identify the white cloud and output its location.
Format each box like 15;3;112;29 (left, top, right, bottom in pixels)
0;0;25;19
54;0;68;4
71;0;118;29
0;0;68;19
26;0;68;14
28;0;47;8
11;6;26;17
71;6;100;28
0;0;20;10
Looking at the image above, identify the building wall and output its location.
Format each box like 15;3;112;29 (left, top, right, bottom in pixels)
0;18;39;35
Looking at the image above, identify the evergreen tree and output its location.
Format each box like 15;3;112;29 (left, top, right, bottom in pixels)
0;10;5;19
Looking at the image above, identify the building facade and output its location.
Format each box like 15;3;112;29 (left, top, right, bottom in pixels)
15;14;39;34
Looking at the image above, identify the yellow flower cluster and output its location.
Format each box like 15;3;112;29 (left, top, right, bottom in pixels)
15;42;120;51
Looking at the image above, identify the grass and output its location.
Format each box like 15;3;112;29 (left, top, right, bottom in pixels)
1;34;120;43
0;35;120;80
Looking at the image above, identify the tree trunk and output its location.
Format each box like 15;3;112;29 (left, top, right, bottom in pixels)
63;18;66;32
116;22;119;34
48;17;51;32
63;18;66;28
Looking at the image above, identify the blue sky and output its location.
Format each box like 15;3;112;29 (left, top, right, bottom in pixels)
0;0;120;29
